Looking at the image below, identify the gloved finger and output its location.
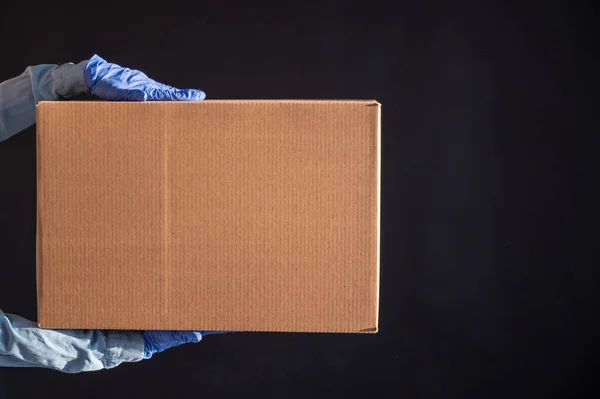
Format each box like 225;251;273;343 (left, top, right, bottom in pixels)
172;331;203;344
145;88;206;101
152;331;202;354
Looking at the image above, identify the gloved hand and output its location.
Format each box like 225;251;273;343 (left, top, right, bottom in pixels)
84;54;206;102
143;330;226;358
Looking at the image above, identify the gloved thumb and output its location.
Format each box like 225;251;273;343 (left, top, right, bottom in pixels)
143;330;203;358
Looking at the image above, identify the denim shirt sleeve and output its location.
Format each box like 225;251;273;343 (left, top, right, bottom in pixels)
0;310;144;373
0;59;88;142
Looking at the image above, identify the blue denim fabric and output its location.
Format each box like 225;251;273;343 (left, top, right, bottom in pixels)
0;60;88;142
0;310;144;373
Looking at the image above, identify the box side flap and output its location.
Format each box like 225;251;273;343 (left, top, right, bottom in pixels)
35;103;44;327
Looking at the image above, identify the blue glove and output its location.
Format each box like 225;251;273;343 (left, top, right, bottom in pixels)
84;54;206;102
143;331;201;358
143;330;227;358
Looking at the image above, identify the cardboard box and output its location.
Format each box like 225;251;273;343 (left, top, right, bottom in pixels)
36;100;381;333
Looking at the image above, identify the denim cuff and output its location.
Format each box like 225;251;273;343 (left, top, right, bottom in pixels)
104;331;145;368
53;59;89;99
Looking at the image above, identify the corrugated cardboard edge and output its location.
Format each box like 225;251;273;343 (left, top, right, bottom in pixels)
377;100;382;334
371;100;382;334
346;99;381;335
35;103;44;328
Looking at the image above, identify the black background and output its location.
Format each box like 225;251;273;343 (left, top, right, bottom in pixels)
0;2;597;398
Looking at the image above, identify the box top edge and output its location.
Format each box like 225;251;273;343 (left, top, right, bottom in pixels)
37;99;381;106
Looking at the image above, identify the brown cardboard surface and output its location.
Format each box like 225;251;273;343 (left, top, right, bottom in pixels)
36;100;380;332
